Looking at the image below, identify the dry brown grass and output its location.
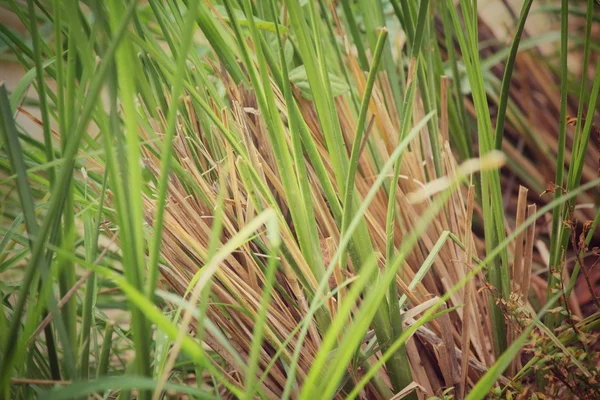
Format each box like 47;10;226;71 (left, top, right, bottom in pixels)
132;28;544;399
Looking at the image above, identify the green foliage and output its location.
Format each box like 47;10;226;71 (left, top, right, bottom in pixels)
0;0;598;399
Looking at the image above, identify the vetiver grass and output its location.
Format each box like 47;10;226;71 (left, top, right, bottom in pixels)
0;1;599;399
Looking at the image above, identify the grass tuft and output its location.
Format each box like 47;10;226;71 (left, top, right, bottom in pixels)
1;1;599;399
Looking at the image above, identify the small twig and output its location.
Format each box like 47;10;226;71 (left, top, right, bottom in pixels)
97;286;122;295
11;378;70;385
357;115;376;160
569;222;600;309
27;233;119;345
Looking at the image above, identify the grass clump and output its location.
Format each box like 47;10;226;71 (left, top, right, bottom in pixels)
0;0;599;399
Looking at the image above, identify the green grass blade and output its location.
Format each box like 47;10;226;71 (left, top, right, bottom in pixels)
339;28;388;269
494;0;533;150
145;0;199;301
545;0;570;329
